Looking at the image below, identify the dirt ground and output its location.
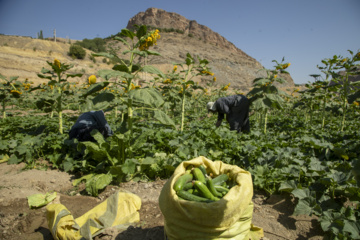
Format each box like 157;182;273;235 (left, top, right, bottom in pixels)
0;162;324;240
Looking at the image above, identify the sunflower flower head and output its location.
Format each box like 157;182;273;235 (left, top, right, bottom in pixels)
221;83;231;91
88;75;97;85
201;70;214;76
139;29;161;51
163;79;172;84
10;89;22;98
282;63;291;69
54;59;61;68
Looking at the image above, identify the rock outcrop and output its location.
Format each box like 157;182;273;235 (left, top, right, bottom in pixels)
127;8;242;55
126;8;295;90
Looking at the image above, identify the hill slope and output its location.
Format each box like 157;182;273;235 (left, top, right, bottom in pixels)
0;8;295;91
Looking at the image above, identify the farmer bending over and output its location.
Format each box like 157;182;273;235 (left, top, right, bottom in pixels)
207;94;250;133
69;110;113;142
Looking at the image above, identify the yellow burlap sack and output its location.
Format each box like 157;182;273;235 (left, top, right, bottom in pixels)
159;156;263;240
46;191;141;240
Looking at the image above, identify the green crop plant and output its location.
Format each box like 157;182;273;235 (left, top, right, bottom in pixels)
247;58;290;134
159;53;210;132
329;50;360;132
36;59;83;134
0;74;22;118
89;25;173;136
0;43;359;238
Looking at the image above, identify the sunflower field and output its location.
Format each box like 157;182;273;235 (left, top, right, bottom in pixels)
1;26;360;239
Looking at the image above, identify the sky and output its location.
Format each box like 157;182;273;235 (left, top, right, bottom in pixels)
0;0;359;84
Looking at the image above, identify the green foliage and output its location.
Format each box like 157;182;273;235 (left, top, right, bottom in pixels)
68;44;86;59
247;58;290;133
1;35;359;239
0;74;22;118
75;38;106;53
37;30;43;39
36;59;83;133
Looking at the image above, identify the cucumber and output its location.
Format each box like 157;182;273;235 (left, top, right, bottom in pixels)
194;180;220;201
206;177;223;198
192;168;206;184
198;165;208;177
214;185;230;194
173;173;193;192
182;182;194;191
212;174;229;186
177;190;213;202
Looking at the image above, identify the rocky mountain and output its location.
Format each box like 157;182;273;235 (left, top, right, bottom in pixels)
128;8;295;90
0;8;295;92
127;8;242;55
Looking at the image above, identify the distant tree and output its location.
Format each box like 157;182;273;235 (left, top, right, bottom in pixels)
68;45;86;59
75;38;106;52
37;30;44;39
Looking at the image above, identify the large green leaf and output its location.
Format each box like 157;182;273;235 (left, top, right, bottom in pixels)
98;69;132;80
27;192;57;208
66;73;83;79
37;74;52;80
72;173;94;186
85;173;113;196
91;92;115;110
136;25;147;39
292;188;311;199
121;159;136;174
141;65;165;78
253;78;270;85
343;220;360;239
279;180;297;192
153;110;175;127
265;93;284;104
113;36;130;48
120;28;135;39
82;82;110;98
293;197;322;216
351;159;360;187
79;140;108;161
144;50;161;56
251;98;272;110
129;88;164;108
113;64;129;73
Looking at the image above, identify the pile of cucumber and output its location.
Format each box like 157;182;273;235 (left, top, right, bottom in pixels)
173;165;234;202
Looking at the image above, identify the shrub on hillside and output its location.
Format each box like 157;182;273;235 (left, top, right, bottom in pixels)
69;45;86;59
75;38;106;53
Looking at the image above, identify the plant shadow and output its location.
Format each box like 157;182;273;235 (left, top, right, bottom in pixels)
114;226;164;240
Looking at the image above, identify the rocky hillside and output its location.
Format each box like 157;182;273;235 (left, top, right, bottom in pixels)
127;8;295;90
0;35;108;86
127;8;242;54
0;8;295;91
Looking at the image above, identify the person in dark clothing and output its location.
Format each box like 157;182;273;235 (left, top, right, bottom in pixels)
207;94;250;133
69;110;113;142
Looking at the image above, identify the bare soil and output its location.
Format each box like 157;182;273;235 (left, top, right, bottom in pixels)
0;161;324;240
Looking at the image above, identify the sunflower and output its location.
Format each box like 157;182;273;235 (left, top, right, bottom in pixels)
54;59;61;68
88;75;97;85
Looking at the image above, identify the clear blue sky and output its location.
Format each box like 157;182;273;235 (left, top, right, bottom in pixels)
0;0;359;84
